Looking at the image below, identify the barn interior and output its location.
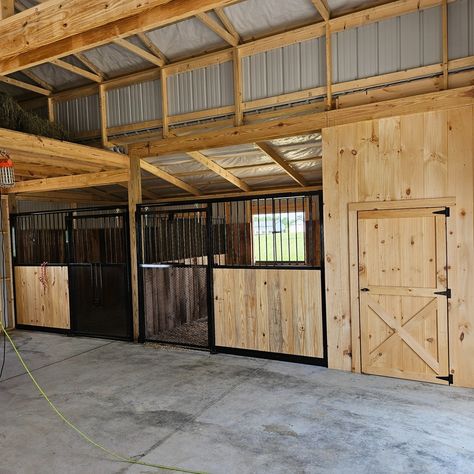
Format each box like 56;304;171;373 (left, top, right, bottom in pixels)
0;0;474;472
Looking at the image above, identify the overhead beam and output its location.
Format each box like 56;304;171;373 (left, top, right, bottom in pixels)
137;33;169;65
129;85;474;156
74;53;106;80
0;0;173;61
114;38;165;67
256;142;308;187
140;159;203;195
9;170;130;194
214;8;241;44
196;12;239;46
187;151;251;191
0;0;241;75
0;74;51;95
51;59;102;83
0;127;129;168
21;70;54;92
311;0;330;21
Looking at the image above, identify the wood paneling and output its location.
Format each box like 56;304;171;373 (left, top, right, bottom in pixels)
322;105;474;388
14;266;70;329
214;268;324;358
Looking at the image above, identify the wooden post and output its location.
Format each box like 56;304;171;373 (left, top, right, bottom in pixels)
0;0;14;20
99;84;109;147
233;47;243;126
325;22;333;110
1;195;15;329
47;97;55;123
128;151;142;341
441;0;449;89
161;69;169;137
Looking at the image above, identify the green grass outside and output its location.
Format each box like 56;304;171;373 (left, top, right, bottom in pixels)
253;231;305;262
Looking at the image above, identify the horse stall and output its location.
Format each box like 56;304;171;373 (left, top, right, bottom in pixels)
138;191;326;363
11;207;132;340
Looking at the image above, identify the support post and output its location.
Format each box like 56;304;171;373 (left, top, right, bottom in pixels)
128;151;142;341
1;195;15;329
442;0;449;89
325;22;333;109
99;84;109;147
161;69;169;137
233;47;243;126
47;97;55;123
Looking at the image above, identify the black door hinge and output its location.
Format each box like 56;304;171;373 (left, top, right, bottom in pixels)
433;207;450;217
436;374;453;384
360;288;370;292
434;288;451;298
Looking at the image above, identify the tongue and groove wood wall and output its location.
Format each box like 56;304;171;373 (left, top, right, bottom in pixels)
322;104;474;388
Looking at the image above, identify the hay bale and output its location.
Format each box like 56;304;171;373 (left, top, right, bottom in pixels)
0;92;69;140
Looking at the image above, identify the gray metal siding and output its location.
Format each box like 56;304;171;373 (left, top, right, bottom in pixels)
107;79;162;128
242;37;326;102
448;0;474;59
55;94;100;134
332;6;442;83
167;61;234;116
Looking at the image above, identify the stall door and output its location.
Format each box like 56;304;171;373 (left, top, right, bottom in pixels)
68;211;132;340
358;207;450;384
140;207;209;348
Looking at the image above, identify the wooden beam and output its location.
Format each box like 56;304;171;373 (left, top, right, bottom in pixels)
187;151;251;191
128;152;142;341
0;0;13;20
233;48;243;126
51;59;102;83
325;23;332;109
22;70;54;91
9;170;130;194
0;196;15;329
47;97;55;122
0;0;241;75
214;8;241;44
256;142;308;187
140;159;203;195
442;0;448;89
0;127;129;168
137;33;168;64
74;53;106;80
0;75;51;96
311;0;330;21
99;84;110;147
0;0;173;61
161;69;169;137
114;38;165;67
129;85;474;156
196;12;239;46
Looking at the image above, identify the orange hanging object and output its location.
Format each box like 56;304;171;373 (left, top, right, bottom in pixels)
0;149;15;188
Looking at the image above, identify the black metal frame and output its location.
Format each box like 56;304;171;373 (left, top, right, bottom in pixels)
10;205;133;341
137;189;327;367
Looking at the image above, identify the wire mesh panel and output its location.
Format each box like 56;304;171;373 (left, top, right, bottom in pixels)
12;211;69;265
211;194;322;268
139;206;209;348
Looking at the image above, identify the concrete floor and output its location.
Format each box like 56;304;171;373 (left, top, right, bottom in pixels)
1;331;474;474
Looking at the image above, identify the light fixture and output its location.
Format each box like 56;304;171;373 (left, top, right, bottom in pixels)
0;149;15;188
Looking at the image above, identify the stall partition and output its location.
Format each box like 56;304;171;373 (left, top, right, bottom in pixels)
138;191;327;364
11;207;132;340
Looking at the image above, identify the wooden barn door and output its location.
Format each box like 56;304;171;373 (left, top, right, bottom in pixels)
357;207;450;384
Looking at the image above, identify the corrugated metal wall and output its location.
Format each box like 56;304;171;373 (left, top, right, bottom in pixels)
107;79;162;128
55;94;100;134
167;61;234;115
448;0;474;59
242;37;326;102
331;6;442;83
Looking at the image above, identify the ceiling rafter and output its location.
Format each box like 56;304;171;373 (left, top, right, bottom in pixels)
311;0;330;21
196;12;239;46
0;75;51;96
140;159;203;196
73;53;106;80
114;38;165;67
187;151;251;191
256;142;308;187
51;59;102;83
21;69;54;92
137;33;169;65
214;7;241;44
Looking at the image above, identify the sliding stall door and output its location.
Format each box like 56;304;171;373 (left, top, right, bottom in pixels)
140;207;209;348
69;210;132;340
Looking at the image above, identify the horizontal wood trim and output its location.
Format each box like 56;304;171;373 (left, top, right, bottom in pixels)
164;50;234;76
129;86;474;156
169;105;235;124
358;207;445;219
0;75;51;96
364;286;444;297
9;169;130;193
108;119;163;136
348;197;456;211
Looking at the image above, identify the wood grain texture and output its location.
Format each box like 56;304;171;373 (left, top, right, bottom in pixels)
14;266;70;329
323;105;474;388
214;268;324;358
